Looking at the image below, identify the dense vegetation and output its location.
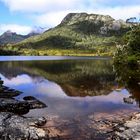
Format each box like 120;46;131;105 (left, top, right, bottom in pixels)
114;25;140;89
1;13;131;56
114;25;140;65
2;26;118;56
0;48;19;55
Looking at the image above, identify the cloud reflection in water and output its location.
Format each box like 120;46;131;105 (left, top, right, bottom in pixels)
0;73;138;119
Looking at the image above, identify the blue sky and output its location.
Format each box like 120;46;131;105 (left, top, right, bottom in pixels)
0;0;140;35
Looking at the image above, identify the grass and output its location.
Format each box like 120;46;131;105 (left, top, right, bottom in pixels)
5;45;116;56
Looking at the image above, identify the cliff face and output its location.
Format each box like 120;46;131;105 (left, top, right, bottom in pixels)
60;13;131;36
61;13;115;25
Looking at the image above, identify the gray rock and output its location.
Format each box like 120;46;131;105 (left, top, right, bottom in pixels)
113;113;140;140
0;81;49;139
0;98;30;114
28;99;47;109
61;13;114;25
0;112;49;140
60;12;131;36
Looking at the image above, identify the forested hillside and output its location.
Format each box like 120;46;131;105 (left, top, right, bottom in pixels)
2;13;132;56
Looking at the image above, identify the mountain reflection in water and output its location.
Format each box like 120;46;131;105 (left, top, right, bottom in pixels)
0;57;139;139
0;58;139;118
0;59;115;97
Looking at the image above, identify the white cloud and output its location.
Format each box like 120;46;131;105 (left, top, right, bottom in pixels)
0;0;81;13
0;74;33;86
35;5;140;28
35;11;73;27
0;24;32;35
37;81;67;98
1;0;140;13
0;0;140;29
86;0;140;7
88;6;140;20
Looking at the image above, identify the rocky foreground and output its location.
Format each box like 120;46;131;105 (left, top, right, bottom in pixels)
0;79;50;139
0;112;48;139
112;112;140;140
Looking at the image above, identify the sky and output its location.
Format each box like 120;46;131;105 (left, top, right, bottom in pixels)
0;0;140;35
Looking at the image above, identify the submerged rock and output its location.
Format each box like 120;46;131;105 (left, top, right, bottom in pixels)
0;86;21;98
0;80;4;86
23;96;37;100
123;96;135;104
23;96;47;109
27;97;47;109
0;112;49;140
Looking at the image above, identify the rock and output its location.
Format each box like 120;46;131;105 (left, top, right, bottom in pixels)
113;113;140;140
60;12;131;36
0;98;30;115
61;13;114;26
34;117;47;126
123;97;135;104
0;80;4;86
0;86;21;98
0;91;20;98
24;96;47;109
23;96;37;100
0;82;46;114
0;97;47;115
0;81;49;139
0;112;49;140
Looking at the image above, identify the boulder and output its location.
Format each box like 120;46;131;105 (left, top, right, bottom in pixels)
0;112;49;140
0;97;47;115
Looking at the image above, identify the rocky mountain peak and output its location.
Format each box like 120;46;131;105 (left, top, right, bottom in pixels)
0;27;45;45
61;13;115;25
60;13;131;36
2;30;16;37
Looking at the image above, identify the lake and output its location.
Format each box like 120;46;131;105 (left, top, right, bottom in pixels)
0;56;139;139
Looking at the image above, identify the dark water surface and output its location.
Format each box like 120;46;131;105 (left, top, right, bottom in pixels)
0;56;139;139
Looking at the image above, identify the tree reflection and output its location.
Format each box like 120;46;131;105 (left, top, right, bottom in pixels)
0;59;115;97
114;62;140;106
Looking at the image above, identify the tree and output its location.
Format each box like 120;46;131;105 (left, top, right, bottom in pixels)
114;25;140;66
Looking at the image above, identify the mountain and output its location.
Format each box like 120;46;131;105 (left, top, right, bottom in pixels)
0;30;28;45
0;27;45;45
5;13;132;56
61;13;130;36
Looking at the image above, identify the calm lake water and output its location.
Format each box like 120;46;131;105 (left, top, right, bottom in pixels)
0;56;139;139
